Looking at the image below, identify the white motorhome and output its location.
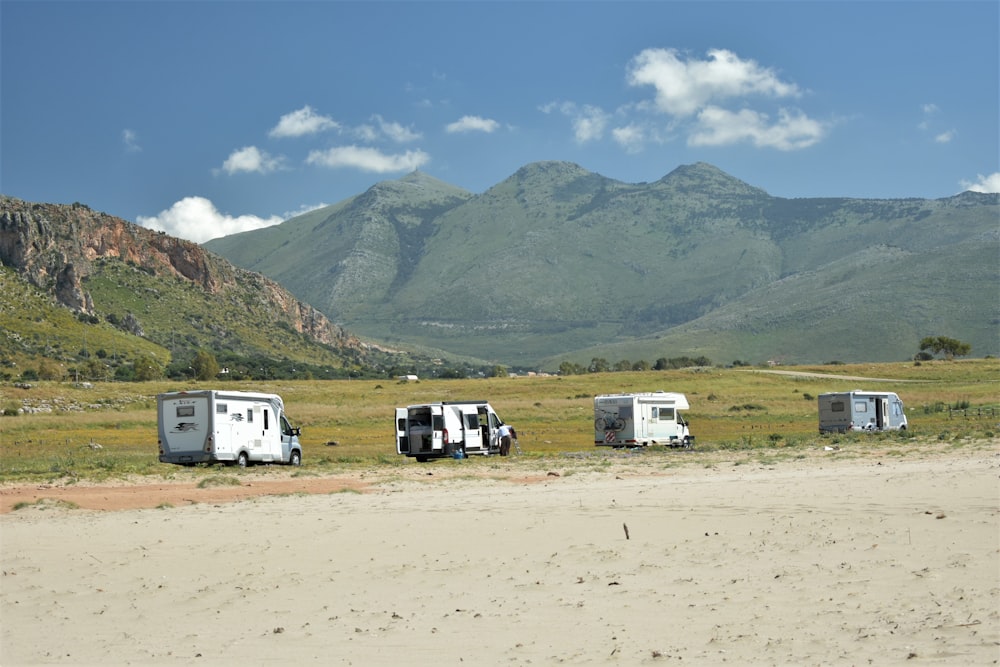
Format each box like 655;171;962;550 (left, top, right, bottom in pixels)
818;390;907;433
594;392;693;448
395;401;505;462
158;390;302;467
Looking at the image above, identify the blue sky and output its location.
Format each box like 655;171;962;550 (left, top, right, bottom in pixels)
2;1;998;243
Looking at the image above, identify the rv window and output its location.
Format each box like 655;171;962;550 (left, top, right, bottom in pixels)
854;402;868;413
247;409;253;423
465;414;478;430
263;409;269;430
216;403;228;414
657;407;675;421
830;401;845;412
176;405;195;418
432;415;444;430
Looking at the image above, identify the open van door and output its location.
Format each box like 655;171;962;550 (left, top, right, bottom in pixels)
429;404;445;452
460;408;483;452
876;396;888;430
395;408;408;454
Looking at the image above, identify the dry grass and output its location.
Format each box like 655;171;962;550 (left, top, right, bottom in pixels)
1;358;997;483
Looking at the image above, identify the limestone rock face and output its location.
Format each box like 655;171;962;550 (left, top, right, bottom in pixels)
0;195;364;352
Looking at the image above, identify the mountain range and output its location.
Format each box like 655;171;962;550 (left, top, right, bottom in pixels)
204;162;999;367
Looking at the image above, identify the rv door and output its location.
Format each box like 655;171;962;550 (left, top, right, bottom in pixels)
430;405;445;452
877;397;888;430
461;408;484;451
395;407;408;454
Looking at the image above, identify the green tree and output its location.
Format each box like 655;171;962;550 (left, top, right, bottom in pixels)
918;336;971;360
133;354;165;381
37;359;66;381
82;358;108;381
191;349;220;380
558;361;585;375
588;357;610;373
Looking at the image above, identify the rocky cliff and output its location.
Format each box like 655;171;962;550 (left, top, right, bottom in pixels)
0;195;363;352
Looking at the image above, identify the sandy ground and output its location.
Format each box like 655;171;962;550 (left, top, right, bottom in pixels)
1;446;998;665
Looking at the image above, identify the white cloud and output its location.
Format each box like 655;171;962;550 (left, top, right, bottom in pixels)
541;101;609;143
611;124;646;153
219;146;284;175
354;124;379;142
282;202;329;219
269;105;339;138
373;115;422;142
628;48;800;117
690;106;825;150
137;197;283;244
445;115;500;134
306;145;430;172
122;128;141;152
572;105;609;143
934;129;956;143
960;172;1000;194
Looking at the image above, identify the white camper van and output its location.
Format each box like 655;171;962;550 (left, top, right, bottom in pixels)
594;392;693;448
395;401;505;462
818;390;908;433
158;390;302;467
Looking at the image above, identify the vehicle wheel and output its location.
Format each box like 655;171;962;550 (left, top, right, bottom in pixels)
289;450;302;466
237;452;248;468
416;456;428;463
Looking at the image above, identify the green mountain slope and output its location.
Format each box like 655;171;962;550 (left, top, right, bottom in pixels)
205;171;472;321
205;163;999;368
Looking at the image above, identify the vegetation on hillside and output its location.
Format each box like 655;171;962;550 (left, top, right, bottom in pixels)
204;162;1000;368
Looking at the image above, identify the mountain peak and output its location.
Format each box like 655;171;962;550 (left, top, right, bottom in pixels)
658;162;768;197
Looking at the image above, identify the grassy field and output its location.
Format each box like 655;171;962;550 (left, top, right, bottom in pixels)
1;358;997;484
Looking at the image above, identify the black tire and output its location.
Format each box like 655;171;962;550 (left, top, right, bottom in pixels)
289;450;302;466
415;455;428;463
237;451;249;468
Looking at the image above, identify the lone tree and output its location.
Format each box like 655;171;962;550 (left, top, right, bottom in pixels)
918;336;971;360
191;349;220;380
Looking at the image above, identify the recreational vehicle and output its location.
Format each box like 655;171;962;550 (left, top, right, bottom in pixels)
395;401;505;462
158;390;302;467
594;392;693;448
818;390;908;433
